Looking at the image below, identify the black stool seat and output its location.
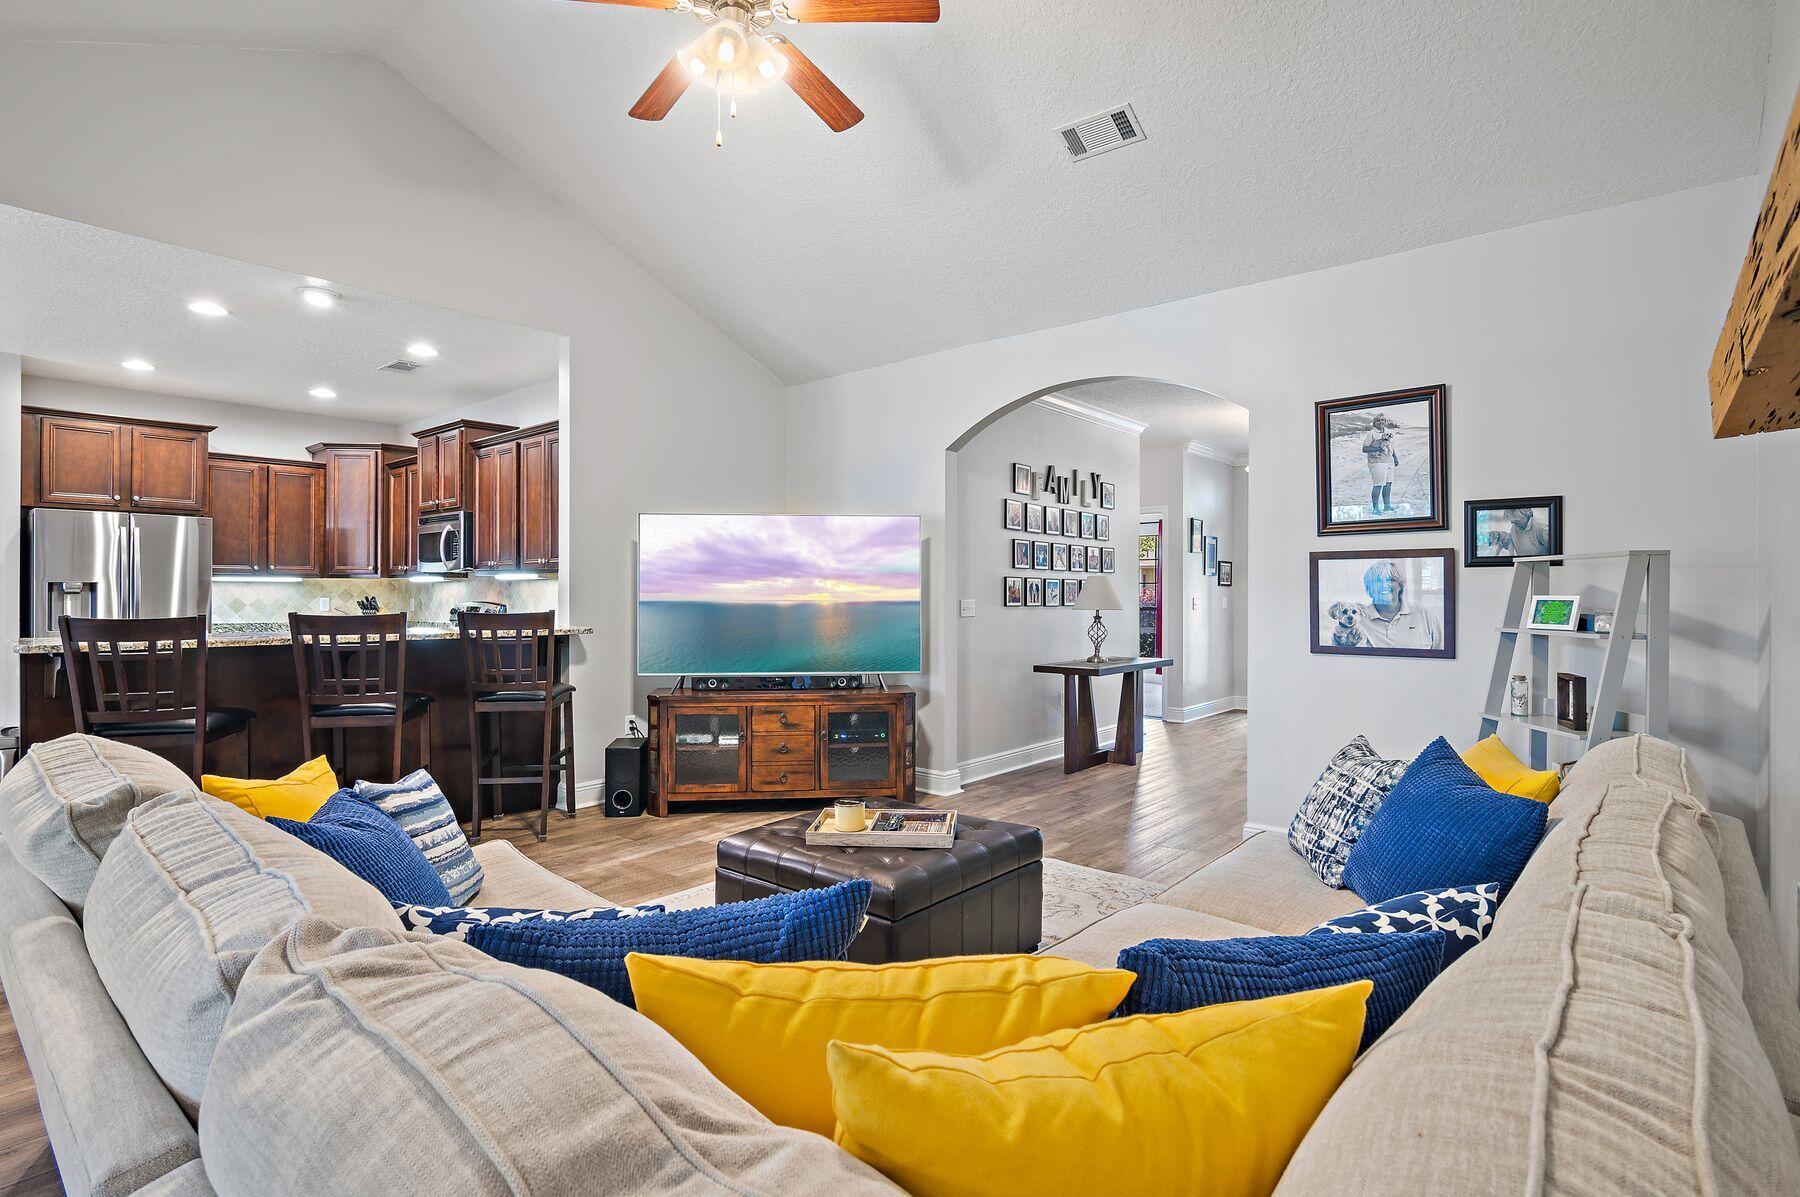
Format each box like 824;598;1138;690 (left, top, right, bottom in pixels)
310;692;433;719
92;706;255;741
474;683;575;705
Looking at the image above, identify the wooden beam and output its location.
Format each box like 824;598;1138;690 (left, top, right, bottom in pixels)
1711;85;1800;438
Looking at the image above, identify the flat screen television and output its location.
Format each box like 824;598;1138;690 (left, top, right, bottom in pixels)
637;513;923;676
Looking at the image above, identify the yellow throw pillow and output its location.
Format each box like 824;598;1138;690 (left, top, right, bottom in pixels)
201;756;339;821
626;952;1136;1137
827;981;1371;1197
1461;734;1560;801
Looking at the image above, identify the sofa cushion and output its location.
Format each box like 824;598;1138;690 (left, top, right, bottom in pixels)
353;769;482;904
1158;832;1367;934
83;791;402;1115
1286;735;1409;887
1550;733;1709;819
1047;903;1269;967
1309;882;1499;968
1716;814;1800;1116
269;791;454;907
0;733;194;911
469;838;613;908
199;918;903;1196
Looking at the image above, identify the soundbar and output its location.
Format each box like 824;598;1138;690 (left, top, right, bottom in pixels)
687;675;865;692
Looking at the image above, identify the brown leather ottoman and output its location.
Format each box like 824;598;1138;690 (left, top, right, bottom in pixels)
715;811;1044;963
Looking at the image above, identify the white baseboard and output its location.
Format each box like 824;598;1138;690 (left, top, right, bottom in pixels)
915;768;964;797
1166;696;1248;724
1242;821;1284;839
955;725;1118;788
571;781;604;811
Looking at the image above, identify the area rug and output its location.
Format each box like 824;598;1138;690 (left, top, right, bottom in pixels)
652;857;1165;951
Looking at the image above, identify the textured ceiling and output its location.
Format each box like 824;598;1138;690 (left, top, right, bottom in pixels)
1057;379;1249;458
0;1;1776;384
0;204;561;426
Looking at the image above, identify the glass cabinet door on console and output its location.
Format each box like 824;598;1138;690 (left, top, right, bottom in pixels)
666;708;749;794
820;704;898;790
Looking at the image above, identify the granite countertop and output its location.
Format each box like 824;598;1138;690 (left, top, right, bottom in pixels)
13;622;594;655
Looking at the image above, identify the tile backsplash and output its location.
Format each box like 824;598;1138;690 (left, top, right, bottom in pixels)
212;576;559;626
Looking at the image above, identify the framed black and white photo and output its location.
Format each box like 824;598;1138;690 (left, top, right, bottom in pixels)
1025;577;1044;607
1044;578;1062;607
1101;547;1115;573
1044;507;1063;536
1096;514;1111;540
1218;561;1233;587
1315;384;1448;535
1189;518;1204;553
1087;546;1102;572
1081;511;1097;540
1101;482;1116;510
1205;536;1218;576
1465;495;1563;568
1025;503;1044;534
1070;549;1085;574
1004;577;1024;607
1064;579;1081;606
1310;547;1456;659
1012;538;1032;569
1034;541;1051;570
1012;463;1033;496
1052;543;1069;570
1004;499;1024;531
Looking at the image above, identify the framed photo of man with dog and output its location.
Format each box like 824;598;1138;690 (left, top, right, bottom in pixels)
1310;547;1456;659
1315;385;1448;535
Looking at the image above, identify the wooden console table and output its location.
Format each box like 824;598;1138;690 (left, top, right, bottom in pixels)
646;686;916;817
1033;658;1173;774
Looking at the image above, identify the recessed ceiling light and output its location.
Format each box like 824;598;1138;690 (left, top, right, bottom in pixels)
121;358;155;372
298;286;340;309
309;386;338;400
187;299;229;317
406;342;439;359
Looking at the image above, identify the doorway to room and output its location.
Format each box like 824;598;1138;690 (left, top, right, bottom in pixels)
1138;513;1165;718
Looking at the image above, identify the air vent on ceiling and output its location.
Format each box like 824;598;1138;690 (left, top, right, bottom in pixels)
379;359;425;373
1057;104;1146;162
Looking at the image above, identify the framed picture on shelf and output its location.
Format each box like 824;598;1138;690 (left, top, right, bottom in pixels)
1101;482;1116;509
1205;536;1219;575
1526;594;1581;632
1004;499;1025;531
1025;503;1044;534
1025;577;1045;607
1081;511;1097;539
1315;384;1449;535
1052;543;1069;570
1189;518;1204;553
1218;561;1233;586
1034;541;1051;570
1064;579;1081;606
1309;547;1456;660
1012;463;1033;496
1096;514;1111;540
1465;495;1563;567
1101;547;1115;573
1087;546;1102;571
1004;577;1024;607
1045;507;1063;536
1012;539;1032;569
1045;578;1062;606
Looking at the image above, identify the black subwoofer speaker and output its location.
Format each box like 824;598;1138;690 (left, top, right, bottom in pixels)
604;736;648;818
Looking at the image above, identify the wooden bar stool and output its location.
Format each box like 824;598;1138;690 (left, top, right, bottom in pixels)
58;615;254;781
458;611;575;843
289;612;433;784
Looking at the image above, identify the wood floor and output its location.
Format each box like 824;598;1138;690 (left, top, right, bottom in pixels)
0;713;1245;1195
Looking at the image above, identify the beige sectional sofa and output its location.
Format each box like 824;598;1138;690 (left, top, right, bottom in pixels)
0;732;1796;1194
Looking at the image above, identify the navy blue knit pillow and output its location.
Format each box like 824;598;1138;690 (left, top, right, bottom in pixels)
463;879;872;1007
1115;931;1445;1051
269;790;453;907
1341;737;1548;905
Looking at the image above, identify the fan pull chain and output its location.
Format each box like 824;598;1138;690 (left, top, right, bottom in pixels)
716;73;724;147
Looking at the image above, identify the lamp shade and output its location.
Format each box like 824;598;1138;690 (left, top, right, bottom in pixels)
1073;573;1126;612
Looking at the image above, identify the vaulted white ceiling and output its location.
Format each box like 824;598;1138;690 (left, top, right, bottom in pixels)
0;0;1775;384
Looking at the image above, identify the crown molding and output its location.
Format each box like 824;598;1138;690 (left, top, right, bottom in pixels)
1031;394;1148;437
1186;438;1250;469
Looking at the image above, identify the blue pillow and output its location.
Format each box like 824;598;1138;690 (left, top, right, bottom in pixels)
1115;932;1444;1051
1310;883;1500;968
1341;737;1548;905
354;770;483;905
270;791;453;907
462;879;872;1007
395;902;665;939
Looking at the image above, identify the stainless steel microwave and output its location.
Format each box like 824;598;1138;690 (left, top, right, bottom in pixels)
417;511;474;573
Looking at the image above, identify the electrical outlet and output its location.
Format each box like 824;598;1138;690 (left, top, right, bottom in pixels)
315;597;330;612
624;716;646;740
960;599;976;618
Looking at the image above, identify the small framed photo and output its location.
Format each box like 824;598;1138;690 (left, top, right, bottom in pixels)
1044;507;1063;536
1218;561;1233;587
1189;518;1204;553
1044;578;1062;606
1101;547;1115;573
1024;503;1044;534
1052;543;1069;570
1310;547;1456;659
1204;536;1219;576
1012;538;1032;570
1096;514;1111;540
1034;541;1051;569
1070;550;1085;574
1101;481;1116;510
1003;576;1024;607
1025;577;1045;607
1004;499;1024;531
1316;384;1449;535
1526;594;1581;632
1064;579;1081;606
1011;463;1033;496
1465;496;1563;568
1087;546;1102;571
1081;511;1097;539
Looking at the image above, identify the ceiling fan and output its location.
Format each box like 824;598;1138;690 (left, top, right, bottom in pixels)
572;0;940;139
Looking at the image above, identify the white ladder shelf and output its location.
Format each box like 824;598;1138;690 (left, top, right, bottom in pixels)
1478;550;1670;769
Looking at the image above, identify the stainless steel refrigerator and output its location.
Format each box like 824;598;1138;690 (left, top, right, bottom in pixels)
25;509;212;637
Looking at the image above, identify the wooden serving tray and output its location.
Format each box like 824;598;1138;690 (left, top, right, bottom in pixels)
804;808;956;849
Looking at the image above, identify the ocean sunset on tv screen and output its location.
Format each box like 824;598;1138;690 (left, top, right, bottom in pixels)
637;514;923;675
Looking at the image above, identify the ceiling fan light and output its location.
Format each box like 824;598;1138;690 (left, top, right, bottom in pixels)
687;55;706;76
717;36;736;64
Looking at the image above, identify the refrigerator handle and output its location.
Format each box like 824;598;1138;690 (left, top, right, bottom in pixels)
116;523;133;620
129;523;142;618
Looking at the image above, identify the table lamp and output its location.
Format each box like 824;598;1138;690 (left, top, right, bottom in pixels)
1073;574;1126;662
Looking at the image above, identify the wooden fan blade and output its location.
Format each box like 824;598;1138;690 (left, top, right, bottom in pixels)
774;38;864;132
630;55;694;121
782;0;939;21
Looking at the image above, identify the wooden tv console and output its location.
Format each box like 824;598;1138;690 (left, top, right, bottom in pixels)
646;686;916;817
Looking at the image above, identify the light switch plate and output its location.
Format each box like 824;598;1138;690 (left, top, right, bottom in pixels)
960;599;976;618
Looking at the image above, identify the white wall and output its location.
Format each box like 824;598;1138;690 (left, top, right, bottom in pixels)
788;179;1764;852
21;376;408;459
0;40;788;799
427;377;559;433
952;400;1139;782
1179;449;1248;718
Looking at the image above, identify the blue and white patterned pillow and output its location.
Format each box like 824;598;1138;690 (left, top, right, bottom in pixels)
354;770;483;905
395;903;665;941
1309;883;1500;967
1287;736;1409;888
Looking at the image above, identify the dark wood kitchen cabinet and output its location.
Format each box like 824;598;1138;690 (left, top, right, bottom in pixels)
308;442;412;578
518;424;558;570
411;419;514;514
23;408;211;513
472;438;520;569
469;421;558;573
385;457;419;576
209;455;325;576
